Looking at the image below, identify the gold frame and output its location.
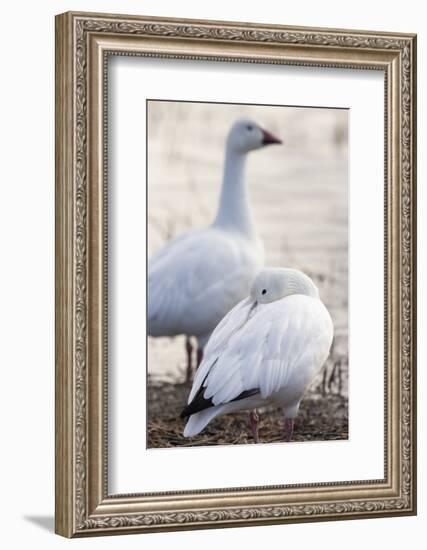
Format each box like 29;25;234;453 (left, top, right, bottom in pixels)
55;11;417;537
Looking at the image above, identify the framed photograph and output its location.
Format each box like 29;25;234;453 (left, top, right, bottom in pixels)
55;11;417;537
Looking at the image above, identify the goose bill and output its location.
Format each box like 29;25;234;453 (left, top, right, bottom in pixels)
261;129;282;145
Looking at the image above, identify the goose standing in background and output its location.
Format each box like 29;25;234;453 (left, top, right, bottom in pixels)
181;268;334;442
148;120;282;381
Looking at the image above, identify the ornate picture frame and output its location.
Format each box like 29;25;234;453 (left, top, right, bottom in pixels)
55;11;417;537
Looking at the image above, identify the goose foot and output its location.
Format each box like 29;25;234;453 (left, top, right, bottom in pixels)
185;337;193;383
284;418;294;442
249;410;260;443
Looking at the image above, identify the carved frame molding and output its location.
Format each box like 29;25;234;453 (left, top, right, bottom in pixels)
55;12;416;537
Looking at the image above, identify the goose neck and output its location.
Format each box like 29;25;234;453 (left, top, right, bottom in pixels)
213;150;256;237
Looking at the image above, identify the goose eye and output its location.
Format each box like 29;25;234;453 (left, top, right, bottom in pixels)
261;289;267;295
247;124;253;131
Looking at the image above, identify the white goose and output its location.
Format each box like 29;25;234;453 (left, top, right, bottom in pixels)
181;268;334;442
148;119;282;380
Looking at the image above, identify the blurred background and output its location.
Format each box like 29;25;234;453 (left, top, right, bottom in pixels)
147;100;348;446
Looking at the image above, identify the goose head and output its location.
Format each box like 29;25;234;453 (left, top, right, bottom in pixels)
227;119;282;154
250;268;319;304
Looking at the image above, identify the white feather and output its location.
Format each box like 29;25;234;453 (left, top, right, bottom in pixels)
183;272;334;438
148;229;262;341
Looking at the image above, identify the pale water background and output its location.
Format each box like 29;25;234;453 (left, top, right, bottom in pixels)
147;100;348;397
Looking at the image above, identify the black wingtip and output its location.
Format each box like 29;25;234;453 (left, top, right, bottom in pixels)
180;392;214;419
180;388;261;419
180;405;190;419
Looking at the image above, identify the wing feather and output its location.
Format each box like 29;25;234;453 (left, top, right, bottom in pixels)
186;295;333;410
187;297;254;403
148;229;261;338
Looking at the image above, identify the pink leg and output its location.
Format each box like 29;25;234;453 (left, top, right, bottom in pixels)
196;348;204;368
249;410;260;443
185;337;193;383
284;418;294;442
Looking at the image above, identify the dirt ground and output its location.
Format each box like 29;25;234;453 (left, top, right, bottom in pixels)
147;378;348;448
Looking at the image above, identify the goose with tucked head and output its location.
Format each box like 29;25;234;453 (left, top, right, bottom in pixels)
181;268;333;443
148;120;282;382
250;267;319;303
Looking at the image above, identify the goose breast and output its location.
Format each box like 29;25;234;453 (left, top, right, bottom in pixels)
148;227;263;339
